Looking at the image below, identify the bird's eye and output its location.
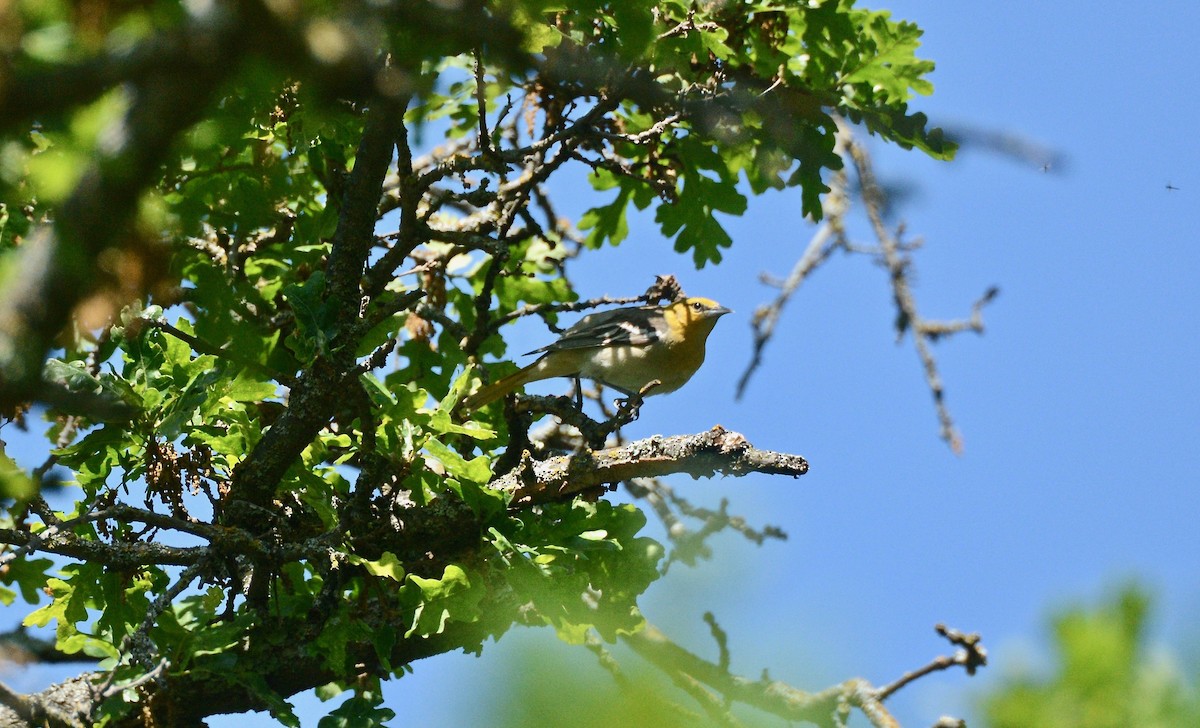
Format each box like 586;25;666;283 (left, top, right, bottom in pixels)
691;301;704;312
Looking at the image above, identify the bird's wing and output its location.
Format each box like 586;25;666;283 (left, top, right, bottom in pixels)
525;306;665;354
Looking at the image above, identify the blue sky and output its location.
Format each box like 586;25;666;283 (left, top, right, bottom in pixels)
9;2;1200;726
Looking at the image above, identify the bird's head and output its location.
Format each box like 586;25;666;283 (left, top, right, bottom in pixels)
665;297;732;337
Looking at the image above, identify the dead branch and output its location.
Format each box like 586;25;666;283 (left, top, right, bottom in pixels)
740;119;1000;452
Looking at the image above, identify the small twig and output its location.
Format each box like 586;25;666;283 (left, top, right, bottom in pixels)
742;120;1000;453
354;337;399;374
92;561;206;707
663;490;786;548
624;477;684;540
918;287;999;341
474;47;492;155
464;251;507;355
657;10;721;40
584;631;632;691
24;492;59;526
876;624;987;701
101;657;169;700
598;114;684;144
737;156;849;400
841;118;973;452
413;97;618;189
412;302;468;340
0;499;104;568
653;495;786;570
671;672;745;728
516;377;664;451
601;379;661;433
703;612;731;674
354;288;427;337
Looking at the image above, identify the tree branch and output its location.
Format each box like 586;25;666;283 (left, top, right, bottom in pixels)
742;120;996;452
841;121;981;453
736;160;849;399
325;91;410;345
228;91;409;515
0;679;85;728
624;622;986;728
495;427;808;506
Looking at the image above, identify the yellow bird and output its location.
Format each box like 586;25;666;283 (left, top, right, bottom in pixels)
462;297;731;411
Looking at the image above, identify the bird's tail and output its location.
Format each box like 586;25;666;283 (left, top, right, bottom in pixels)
460;355;578;411
461;367;539;411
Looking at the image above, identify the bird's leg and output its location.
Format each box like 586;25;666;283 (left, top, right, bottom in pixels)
573;376;584;409
613;379;662;423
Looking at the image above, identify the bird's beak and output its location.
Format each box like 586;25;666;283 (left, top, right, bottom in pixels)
710;306;732;318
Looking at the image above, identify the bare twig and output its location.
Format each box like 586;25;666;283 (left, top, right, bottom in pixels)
657;10;721;40
876;624;987;701
736;161;849;399
474;48;493;155
841;121;985;453
628;483;788;571
584;632;632;691
919;287;1000;341
599;114;684;144
0;499;104;568
624;622;986;728
742;120;997;452
670;672;745;728
704;612;731;674
101;658;170;700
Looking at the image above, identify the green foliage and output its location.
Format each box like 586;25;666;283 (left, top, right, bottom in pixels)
0;445;35;500
401;564;486;638
980;585;1200;728
0;555;53;605
490;501;663;643
318;688;396;728
562;0;952;258
0;0;949;722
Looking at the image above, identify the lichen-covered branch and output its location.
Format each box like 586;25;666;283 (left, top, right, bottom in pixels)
0;678;85;728
497;426;809;505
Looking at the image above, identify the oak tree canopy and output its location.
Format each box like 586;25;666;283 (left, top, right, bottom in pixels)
0;1;969;725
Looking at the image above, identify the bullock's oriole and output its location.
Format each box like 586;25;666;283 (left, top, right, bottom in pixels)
462;297;731;411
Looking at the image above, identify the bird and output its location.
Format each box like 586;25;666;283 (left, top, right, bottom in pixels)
461;297;731;411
